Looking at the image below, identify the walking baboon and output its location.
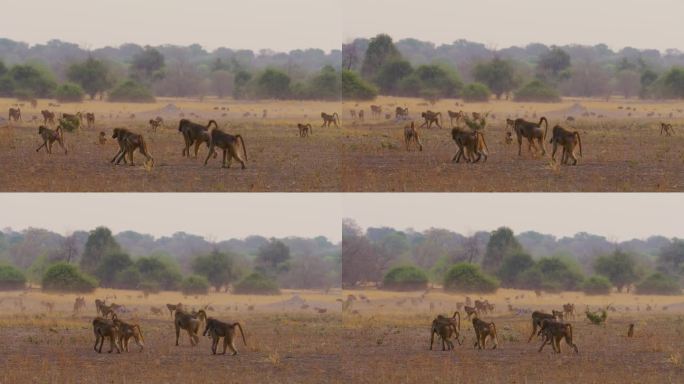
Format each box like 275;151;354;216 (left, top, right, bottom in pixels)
73;296;86;313
92;317;121;353
420;111;442;129
660;122;675;136
513;117;548;155
8;107;22;122
150;306;163;316
98;131;107;145
464;305;478;319
112;314;145;352
95;299;106;316
628;323;634;337
111;128;154;167
321;112;339;127
395;107;409;120
448;110;464;127
41;110;56;125
563;303;575;319
174;309;207;346
404;122;423;151
36;125;67;155
528;311;557;342
85;113;95;128
204;128;247;169
202;317;247;355
167;303;183;317
358;110;364;121
430;312;462;351
538;320;578;353
349;110;357;119
549;125;582;165
178;119;215;158
370;105;382;118
149;118;162;131
451;127;488;163
472;317;498;349
298;123;313;137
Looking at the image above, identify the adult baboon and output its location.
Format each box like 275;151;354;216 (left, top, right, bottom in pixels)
563;303;575;319
85;113;95;128
204;128;247;169
528;311;557;342
552;310;564;321
660;122;675;136
98;131;107;145
149;119;162;132
420;111;442;129
321;112;339;127
167;303;183;317
429;312;462;351
549;125;582;165
36;126;67;155
472;317;498;350
627;323;634;337
92;317;121;353
464;305;478;319
513;117;548;156
112;314;145;352
404;122;423;151
370;105;382;119
358;110;364;121
202;317;247;355
95;299;106;316
111;128;154;167
395;107;409;120
298;123;313;137
8;107;22;122
349;110;357;119
174;309;207;346
150;306;163;316
262;109;267;119
73;297;86;313
538;320;578;354
451;127;488;163
178;119;215;158
448;110;464;127
41;110;56;125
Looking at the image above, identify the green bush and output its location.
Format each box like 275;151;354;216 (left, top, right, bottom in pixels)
42;263;97;293
582;275;613;295
54;83;85;102
462;83;492;102
443;263;499;293
114;266;141;289
382;265;428;291
233;272;280;295
342;70;378;100
636;273;681;295
0;265;26;290
514;80;561;102
109;80;155;103
181;275;210;295
58;116;80;133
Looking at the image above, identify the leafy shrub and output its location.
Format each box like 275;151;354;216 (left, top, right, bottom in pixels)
109;80;155;103
462;83;492;102
114;266;141;289
443;263;499;293
382;265;428;291
523;257;585;292
54;83;85;102
636;273;681;295
0;265;26;290
342;70;378;100
582;275;613;295
514;80;561;102
255;68;291;99
233;272;280;295
42;263;97;293
181;275;210;295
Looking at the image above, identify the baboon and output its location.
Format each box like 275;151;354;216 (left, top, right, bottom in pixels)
552;310;564;321
451;127;488;163
204;128;247;169
85;113;95;128
464;305;478;319
150;306;163;316
92;317;121;353
538;320;578;353
395;107;409;120
404;121;423;151
111;128;154;167
202;317;247;355
528;311;557;342
98;131;107;145
505;131;513;144
349;110;357;119
73;296;86;313
178;119;215;158
298;123;313;137
660;122;675;136
36;126;67;155
448;110;464;127
472;317;498;349
112;314;145;352
627;323;634;337
95;299;106;316
321;112;339;127
174;309;207;346
370;105;382;118
549;125;582;165
420;111;442;129
262;109;267;119
167;303;183;317
563;303;575;319
8;107;22;122
358;109;365;121
430;312;462;351
513;117;548;156
41;110;56;125
149;118;162;132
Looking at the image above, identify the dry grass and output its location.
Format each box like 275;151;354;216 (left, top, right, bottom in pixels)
0;97;341;191
0;288;342;383
341;96;684;191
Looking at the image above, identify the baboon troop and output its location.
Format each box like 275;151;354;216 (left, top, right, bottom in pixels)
451;127;488;163
111;128;154;167
298;123;313;137
472;317;498;350
538;320;578;354
549;125;582;165
660;122;675;136
203;317;247;355
36;126;67;155
512;117;548;156
404;122;423;151
203;128;247;169
178;119;215;158
174;309;207;346
430;312;462;351
8;107;22;122
395;106;409;120
370;105;382;119
321;112;339;127
420;110;442;129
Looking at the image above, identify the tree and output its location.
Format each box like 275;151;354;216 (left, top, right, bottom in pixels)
210;70;233;98
341;70;378;100
461;83;492;102
94;252;133;287
533;257;585;292
307;65;341;100
135;256;182;290
108;80;155;102
482;227;522;273
636;272;680;295
593;250;639;292
662;67;684;98
537;47;571;83
66;57;112;99
473;58;516;99
233;70;252;99
443;263;499;293
191;250;238;292
233;272;280;295
361;34;401;80
131;47;165;83
80;227;121;274
54;83;85;102
497;251;535;288
657;239;684;277
582;275;612;295
400;64;462;100
181;275;210;295
0;265;26;290
614;70;641;99
382;265;428;291
255;68;291;99
342;42;360;71
374;60;413;94
6;64;57;98
514;80;561;102
256;239;291;276
42;263;97;293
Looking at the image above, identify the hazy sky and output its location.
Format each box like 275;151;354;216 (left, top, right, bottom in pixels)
0;194;342;242
1;0;341;52
344;194;684;241
344;0;684;52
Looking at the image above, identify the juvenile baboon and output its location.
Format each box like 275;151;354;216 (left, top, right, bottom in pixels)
549;125;582;165
349;110;357;119
36;125;67;155
404;121;423;151
505;131;513;144
472;317;498;349
370;105;382;118
420;111;442;129
358;109;365;121
204;128;247;169
321;112;339;127
528;311;557;342
395;107;409;120
660;122;675;136
8;107;22;122
563;303;575;319
448;110;464;127
98;131;107;145
85;113;95;128
149;118;162;132
175;309;207;346
112;314;145;352
627;323;634;337
298;123;313;137
451;127;488;163
538;320;578;353
178;119;215;158
111;128;154;167
95;299;106;316
464;305;478;319
262;109;268;119
73;296;86;313
430;312;462;351
41;110;56;125
92;317;121;353
513;117;548;156
150;306;163;316
167;303;182;317
202;317;247;355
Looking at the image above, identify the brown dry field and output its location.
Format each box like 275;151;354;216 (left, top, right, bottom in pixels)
0;97;341;192
0;288;342;384
342;288;684;384
341;96;684;191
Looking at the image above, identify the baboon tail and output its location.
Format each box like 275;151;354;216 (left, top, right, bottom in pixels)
452;311;461;332
234;322;247;346
333;112;339;126
575;132;582;157
206;120;219;129
135;325;145;342
306;124;313;135
491;322;499;344
236;135;247;161
540;117;548;139
478;132;489;154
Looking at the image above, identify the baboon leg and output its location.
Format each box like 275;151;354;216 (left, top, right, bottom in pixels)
175;325;180;346
211;337;218;354
538;337;550;352
47;141;53;154
36;142;47;152
222;337;229;354
98;336;104;353
430;331;435;350
517;136;523;156
111;149;123;163
228;339;238;355
194;141;202;158
94;335;101;352
235;153;246;169
528;323;538;342
57;139;67;154
538;138;546;155
551;143;558;162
